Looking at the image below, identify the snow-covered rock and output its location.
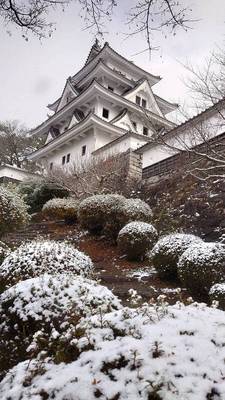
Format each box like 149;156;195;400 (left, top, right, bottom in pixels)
117;221;158;260
1;301;225;400
150;233;203;278
0;240;93;290
178;242;225;294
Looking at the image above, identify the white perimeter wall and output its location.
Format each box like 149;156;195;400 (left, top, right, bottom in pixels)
94;135;147;160
0;166;37;182
142;110;225;169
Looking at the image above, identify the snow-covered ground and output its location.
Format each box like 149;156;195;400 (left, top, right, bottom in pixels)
1;299;225;400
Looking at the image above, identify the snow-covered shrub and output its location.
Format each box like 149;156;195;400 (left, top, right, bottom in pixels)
0;241;10;265
117;221;158;260
78;194;125;235
1;302;225;400
178;242;225;295
78;195;153;239
150;233;202;278
118;198;153;227
18;180;69;213
0;274;121;377
209;283;225;310
42;197;79;224
0;186;30;236
0;240;93;291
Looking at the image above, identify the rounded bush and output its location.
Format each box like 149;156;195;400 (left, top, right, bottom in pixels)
117;221;158;260
0;274;121;376
178;242;225;295
18;180;69;213
78;194;125;235
0;186;29;236
0;241;10;265
78;195;153;239
1;303;225;399
209;283;225;310
150;233;202;279
0;240;93;291
119;198;153;226
42;197;79;224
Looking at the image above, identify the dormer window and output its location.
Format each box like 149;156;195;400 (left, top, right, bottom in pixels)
136;95;147;108
142;99;147;108
102;108;109;119
108;86;114;92
143;126;148;136
136;96;141;106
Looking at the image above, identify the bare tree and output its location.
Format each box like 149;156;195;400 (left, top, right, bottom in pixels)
0;120;44;170
146;95;225;181
126;0;194;53
183;50;225;110
0;0;194;50
43;152;139;199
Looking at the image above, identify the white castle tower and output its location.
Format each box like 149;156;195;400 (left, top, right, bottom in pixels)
29;41;177;170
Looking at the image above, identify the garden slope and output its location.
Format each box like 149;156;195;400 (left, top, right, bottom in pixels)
3;219;192;304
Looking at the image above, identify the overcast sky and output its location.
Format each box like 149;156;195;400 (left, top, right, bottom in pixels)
0;0;225;129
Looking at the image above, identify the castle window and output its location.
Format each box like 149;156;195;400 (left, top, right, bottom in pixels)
82;145;86;156
66;153;70;163
136;96;141;105
142;99;147;108
62;155;66;165
132;121;137;130
102;108;109;119
108;86;114;92
50;162;53;171
143;126;148;136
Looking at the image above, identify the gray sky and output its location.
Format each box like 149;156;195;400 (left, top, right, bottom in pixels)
0;0;225;129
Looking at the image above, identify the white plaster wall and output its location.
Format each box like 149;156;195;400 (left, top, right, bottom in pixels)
94;135;147;160
94;98;119;121
45;131;96;169
114;111;155;137
125;82;162;116
142;109;225;168
0;167;37;182
95;129;116;149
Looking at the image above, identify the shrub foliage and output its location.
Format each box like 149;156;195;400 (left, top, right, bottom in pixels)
0;186;29;236
0;240;93;292
209;283;225;310
42;197;79;224
0;274;121;378
178;242;225;295
117;221;158;260
78;194;153;238
18;180;69;213
150;233;202;279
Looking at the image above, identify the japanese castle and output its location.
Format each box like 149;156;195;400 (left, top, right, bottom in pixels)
29;41;178;170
